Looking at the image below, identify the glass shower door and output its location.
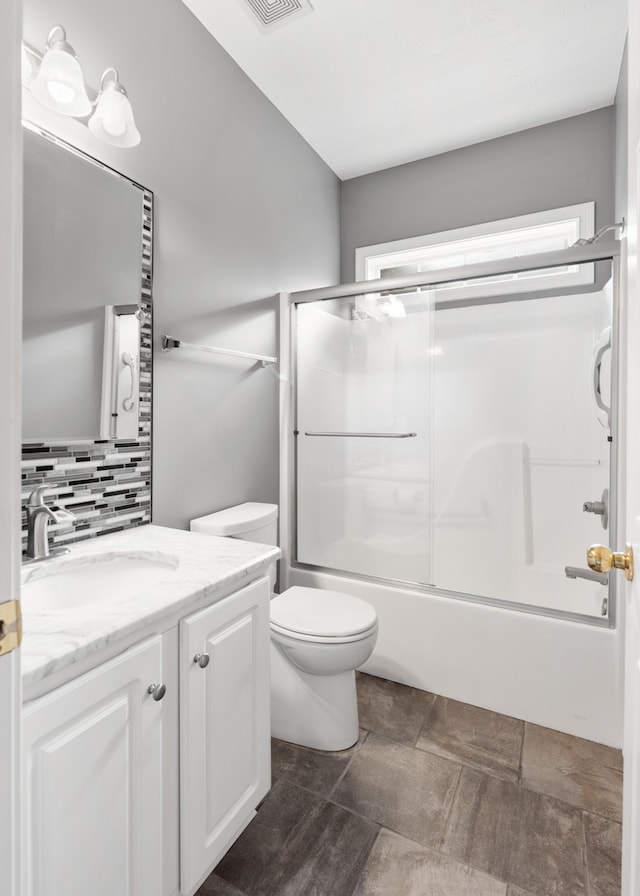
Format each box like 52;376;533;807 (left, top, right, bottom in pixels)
295;291;434;584
430;271;613;618
293;260;614;622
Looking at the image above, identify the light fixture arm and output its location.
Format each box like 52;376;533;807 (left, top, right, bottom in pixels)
94;67;130;104
100;67;121;91
46;25;73;53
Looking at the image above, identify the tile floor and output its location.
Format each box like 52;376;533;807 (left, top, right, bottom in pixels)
198;673;623;896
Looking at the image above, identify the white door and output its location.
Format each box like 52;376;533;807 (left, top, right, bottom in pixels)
179;577;271;896
0;1;22;895
622;0;640;891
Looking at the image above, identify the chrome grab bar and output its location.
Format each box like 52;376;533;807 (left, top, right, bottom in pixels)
564;565;608;585
303;431;417;439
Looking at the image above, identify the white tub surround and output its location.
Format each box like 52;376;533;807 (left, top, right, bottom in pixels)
20;523;279;697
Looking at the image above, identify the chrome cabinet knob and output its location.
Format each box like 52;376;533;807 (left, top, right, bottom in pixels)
193;653;210;668
147;683;166;701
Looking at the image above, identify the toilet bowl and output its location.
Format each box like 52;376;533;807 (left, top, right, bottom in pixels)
190;503;378;751
270;586;378;750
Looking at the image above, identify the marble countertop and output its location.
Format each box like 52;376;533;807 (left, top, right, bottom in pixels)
20;524;280;694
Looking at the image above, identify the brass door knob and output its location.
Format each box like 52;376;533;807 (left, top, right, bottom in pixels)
587;544;634;581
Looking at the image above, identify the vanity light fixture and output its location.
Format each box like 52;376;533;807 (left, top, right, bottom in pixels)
24;25;141;148
88;68;141;148
29;25;91;117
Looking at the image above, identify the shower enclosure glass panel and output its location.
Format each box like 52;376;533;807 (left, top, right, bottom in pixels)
294;260;613;621
296;293;434;583
431;271;612;618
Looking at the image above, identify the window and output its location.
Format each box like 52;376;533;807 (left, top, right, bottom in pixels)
355;203;595;301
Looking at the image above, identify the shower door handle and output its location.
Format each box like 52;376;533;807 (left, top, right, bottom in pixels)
591;327;611;427
303;431;417;438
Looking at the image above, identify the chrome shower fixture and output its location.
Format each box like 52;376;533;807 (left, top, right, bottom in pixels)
572;219;625;247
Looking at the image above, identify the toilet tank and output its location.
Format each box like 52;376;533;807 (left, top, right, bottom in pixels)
190;503;278;545
190;503;279;591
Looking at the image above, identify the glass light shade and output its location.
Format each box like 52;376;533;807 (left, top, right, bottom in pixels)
30;46;91;117
88;87;141;148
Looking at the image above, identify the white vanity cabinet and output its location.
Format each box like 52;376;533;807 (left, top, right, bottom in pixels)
22;634;164;896
21;572;272;896
179;575;271;896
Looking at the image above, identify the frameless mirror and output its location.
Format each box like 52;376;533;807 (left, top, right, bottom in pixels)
22;124;151;442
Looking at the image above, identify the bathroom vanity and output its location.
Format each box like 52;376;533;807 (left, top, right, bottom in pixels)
18;119;277;896
20;525;279;896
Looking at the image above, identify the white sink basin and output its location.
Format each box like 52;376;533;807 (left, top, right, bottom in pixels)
21;552;180;613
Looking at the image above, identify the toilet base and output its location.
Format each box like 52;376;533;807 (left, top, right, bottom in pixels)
270;641;359;751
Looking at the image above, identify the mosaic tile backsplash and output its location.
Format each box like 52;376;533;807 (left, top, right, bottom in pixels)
21;188;153;555
21;440;151;552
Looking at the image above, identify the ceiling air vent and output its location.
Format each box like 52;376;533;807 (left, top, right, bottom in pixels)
239;0;314;33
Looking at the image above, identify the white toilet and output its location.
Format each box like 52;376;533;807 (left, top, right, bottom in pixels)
190;502;378;751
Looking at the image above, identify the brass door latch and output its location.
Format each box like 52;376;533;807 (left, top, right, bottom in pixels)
0;599;22;656
587;544;634;582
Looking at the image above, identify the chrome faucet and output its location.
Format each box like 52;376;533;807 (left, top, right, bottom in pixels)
24;486;77;562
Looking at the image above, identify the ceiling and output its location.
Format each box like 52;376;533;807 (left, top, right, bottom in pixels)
181;0;628;180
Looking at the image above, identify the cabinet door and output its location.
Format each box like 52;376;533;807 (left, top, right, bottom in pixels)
22;636;164;896
180;577;271;896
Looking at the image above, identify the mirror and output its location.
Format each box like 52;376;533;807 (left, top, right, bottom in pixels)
22;124;151;442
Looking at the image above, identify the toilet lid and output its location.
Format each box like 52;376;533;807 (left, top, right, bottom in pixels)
271;587;377;638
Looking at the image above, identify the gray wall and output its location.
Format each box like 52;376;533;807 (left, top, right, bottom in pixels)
340;108;615;283
23;0;341;530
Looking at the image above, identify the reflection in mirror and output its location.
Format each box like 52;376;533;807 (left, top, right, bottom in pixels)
22;124;150;441
100;304;141;440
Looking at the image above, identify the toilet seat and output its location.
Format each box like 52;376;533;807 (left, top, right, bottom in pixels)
270;620;378;645
271;586;378;641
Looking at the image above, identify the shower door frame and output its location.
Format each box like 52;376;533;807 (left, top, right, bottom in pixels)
279;240;622;628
